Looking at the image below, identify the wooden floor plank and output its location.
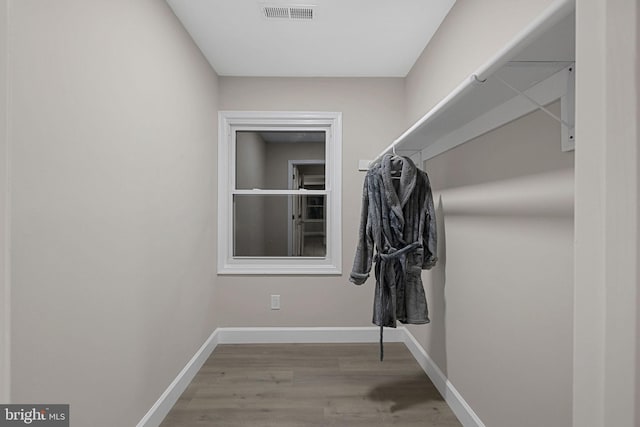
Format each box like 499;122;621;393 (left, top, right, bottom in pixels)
159;343;461;427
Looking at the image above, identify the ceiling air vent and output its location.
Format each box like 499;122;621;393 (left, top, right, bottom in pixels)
263;6;289;19
289;7;313;20
262;5;314;21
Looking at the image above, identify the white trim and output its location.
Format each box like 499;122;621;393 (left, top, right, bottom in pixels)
216;260;341;275
420;64;573;161
402;329;486;427
136;327;396;427
215;326;405;344
217;111;342;275
232;189;327;195
136;330;221;427
473;0;574;81
139;327;484;427
560;65;575;151
372;0;575;164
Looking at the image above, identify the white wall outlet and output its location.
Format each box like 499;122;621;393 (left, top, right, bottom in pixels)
271;294;280;310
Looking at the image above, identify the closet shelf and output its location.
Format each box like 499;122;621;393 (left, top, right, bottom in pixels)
372;0;575;165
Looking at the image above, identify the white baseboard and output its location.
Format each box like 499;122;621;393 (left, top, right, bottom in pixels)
136;329;221;427
215;326;405;344
402;328;485;427
138;326;483;427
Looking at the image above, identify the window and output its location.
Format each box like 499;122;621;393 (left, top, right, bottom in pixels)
218;111;342;274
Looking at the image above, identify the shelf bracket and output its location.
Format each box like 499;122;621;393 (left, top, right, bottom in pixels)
560;65;575;151
492;63;575;151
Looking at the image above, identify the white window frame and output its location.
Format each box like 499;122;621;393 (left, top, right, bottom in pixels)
217;111;342;275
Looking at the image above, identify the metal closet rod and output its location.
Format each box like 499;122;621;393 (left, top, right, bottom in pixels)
369;0;575;167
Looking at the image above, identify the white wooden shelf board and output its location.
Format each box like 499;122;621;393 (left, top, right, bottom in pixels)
376;0;576;164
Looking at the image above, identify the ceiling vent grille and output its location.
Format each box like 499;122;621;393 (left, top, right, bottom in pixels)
262;5;314;21
289;7;313;20
263;6;289;19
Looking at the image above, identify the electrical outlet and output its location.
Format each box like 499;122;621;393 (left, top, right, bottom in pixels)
271;294;280;310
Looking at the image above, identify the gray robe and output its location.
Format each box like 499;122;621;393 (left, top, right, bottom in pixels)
350;154;437;333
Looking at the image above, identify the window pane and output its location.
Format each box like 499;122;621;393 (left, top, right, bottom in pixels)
235;131;325;190
234;194;326;257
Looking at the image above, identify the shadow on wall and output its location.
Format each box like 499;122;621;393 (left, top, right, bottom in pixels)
421;168;574;375
436;169;574;219
426;102;573;192
426;196;448;376
412;104;575;427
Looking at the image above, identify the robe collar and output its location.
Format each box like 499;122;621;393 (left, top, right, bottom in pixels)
381;154;418;220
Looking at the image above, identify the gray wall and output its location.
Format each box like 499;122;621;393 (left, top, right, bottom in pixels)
415;104;574;427
0;0;8;403
405;0;559;127
7;0;637;426
8;1;219;426
217;77;406;326
264;141;324;256
236;132;267;190
235;132;266;256
404;0;573;426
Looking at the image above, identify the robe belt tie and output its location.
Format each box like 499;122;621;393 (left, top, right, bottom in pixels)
374;241;422;361
375;241;423;263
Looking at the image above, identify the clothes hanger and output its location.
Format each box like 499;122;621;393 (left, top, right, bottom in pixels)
390;144;403;179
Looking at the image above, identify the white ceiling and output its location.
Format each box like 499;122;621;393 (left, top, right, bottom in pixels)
166;0;457;77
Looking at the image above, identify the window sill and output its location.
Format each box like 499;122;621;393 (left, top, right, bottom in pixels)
218;258;342;275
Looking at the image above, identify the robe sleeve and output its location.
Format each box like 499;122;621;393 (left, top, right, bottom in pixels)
422;173;438;269
349;171;375;285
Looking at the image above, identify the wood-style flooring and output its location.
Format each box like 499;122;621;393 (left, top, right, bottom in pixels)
160;342;462;427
